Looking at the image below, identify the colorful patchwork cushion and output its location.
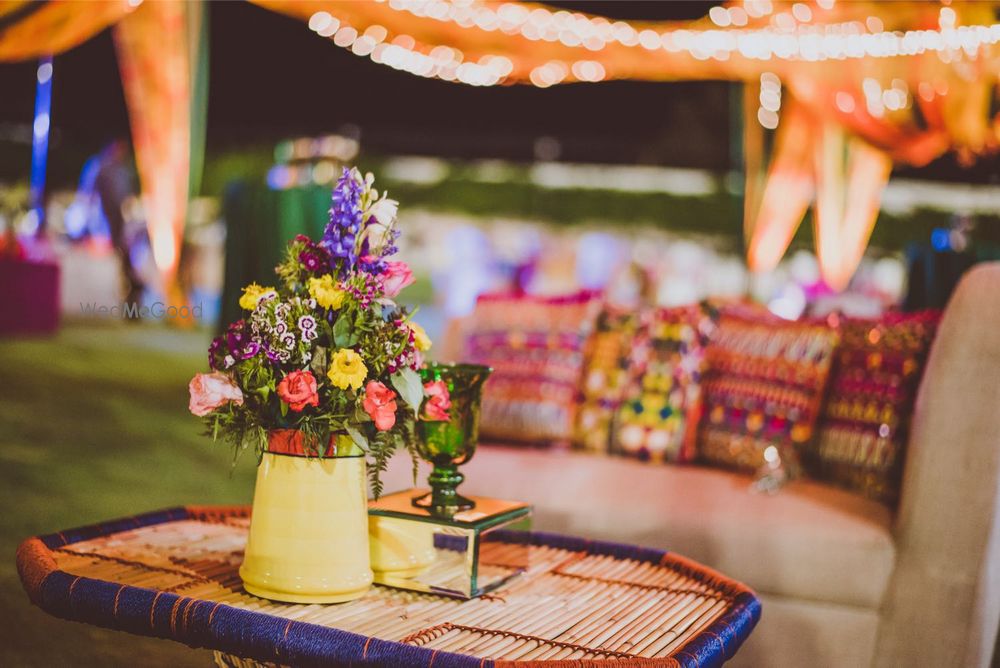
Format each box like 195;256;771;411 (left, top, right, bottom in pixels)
611;305;715;464
808;311;940;506
463;292;600;444
698;310;839;472
573;307;641;454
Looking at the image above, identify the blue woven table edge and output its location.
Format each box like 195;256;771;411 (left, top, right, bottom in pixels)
16;505;760;667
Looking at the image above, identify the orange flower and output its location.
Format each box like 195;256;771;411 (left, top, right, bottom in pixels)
277;370;319;412
362;380;398;431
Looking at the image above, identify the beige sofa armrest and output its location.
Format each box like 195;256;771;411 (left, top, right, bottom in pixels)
875;263;1000;667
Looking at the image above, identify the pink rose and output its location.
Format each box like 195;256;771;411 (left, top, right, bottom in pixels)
363;380;398;431
423;380;451;421
189;372;244;417
380;261;414;298
277;370;319;412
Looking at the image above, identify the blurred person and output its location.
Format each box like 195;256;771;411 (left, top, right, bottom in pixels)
95;139;144;310
64;150;109;240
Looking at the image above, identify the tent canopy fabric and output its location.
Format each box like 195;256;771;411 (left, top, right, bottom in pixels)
2;0;998;290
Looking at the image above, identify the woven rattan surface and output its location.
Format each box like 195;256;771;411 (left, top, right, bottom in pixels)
17;506;760;667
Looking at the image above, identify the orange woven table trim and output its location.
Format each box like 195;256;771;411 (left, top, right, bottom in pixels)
16;537;58;605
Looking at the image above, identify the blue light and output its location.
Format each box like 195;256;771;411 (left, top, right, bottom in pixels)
930;228;950;251
266;165;290;190
29;56;53;231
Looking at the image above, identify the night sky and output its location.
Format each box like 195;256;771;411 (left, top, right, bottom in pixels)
0;1;996;187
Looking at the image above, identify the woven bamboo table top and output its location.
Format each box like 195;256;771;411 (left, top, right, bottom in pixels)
17;506;760;667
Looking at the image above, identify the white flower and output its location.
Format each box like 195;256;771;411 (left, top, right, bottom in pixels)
224;355;235;368
368;197;398;226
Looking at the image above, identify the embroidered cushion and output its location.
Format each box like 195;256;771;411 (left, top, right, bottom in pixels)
463;292;599;444
573;307;641;454
807;311;939;506
698;310;839;472
611;305;714;464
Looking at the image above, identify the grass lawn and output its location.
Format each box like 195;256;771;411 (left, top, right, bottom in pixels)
0;322;258;667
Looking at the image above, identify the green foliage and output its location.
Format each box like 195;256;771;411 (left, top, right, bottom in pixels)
391;368;424;413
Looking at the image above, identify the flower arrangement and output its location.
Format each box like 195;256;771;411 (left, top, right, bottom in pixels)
188;167;444;496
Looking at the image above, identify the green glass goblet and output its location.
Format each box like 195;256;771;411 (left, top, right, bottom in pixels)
413;363;492;518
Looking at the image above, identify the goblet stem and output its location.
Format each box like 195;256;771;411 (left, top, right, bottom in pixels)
413;463;475;517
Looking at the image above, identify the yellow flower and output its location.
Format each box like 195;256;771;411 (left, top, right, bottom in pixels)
239;283;276;310
308;274;346;310
409;321;432;352
328;348;367;390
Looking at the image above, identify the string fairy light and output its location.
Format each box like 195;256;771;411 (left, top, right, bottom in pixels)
382;0;1000;66
305;1;1000;89
758;72;781;129
307;13;513;86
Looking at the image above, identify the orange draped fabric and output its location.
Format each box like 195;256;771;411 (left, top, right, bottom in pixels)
813;123;893;291
746;102;892;289
0;0;194;288
114;0;198;288
745;101;817;275
0;0;130;61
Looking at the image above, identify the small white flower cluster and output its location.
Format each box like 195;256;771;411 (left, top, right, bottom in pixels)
249;295;320;366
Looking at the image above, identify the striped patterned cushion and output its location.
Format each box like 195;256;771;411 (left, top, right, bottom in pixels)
697;310;838;472
808;310;939;506
464;292;599;444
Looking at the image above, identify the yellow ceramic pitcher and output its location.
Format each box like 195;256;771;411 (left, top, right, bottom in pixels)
240;431;372;604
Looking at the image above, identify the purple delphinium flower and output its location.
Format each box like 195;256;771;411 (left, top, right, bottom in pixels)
359;254;387;276
380;228;401;259
358;227;400;277
322;168;364;277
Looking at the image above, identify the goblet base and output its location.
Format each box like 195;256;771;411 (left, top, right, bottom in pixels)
411;490;476;517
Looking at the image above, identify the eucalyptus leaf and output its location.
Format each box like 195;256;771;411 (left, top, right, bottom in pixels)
392;367;424;412
333;315;353;348
345;425;369;451
310;346;327;376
